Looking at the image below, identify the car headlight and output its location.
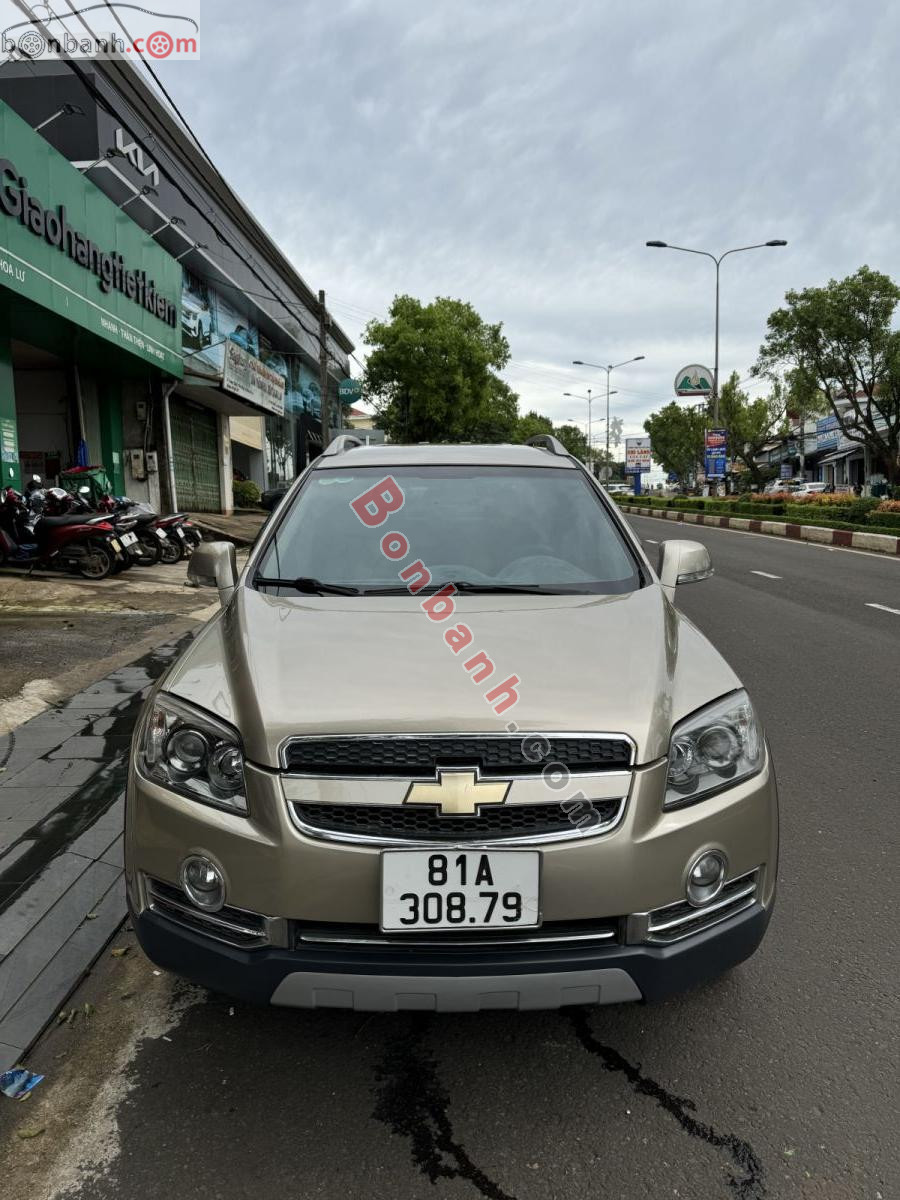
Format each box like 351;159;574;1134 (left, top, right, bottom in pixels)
665;689;763;809
140;694;248;814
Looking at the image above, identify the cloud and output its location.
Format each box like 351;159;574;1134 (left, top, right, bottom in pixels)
156;0;900;435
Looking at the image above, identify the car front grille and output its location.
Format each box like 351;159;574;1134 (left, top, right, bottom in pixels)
645;870;760;944
146;877;272;948
290;797;623;844
281;734;633;777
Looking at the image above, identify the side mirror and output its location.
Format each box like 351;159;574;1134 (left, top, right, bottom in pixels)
187;541;238;608
657;540;713;602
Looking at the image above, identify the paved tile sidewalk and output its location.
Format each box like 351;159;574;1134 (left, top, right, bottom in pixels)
0;635;192;1071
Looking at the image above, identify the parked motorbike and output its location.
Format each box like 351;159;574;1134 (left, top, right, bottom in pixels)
50;488;143;572
96;494;199;565
0;486;122;579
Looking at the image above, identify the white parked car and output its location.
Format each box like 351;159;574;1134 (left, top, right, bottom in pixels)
793;481;828;496
606;483;633;495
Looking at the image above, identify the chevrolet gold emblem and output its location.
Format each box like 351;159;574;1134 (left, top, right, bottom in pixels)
403;769;511;816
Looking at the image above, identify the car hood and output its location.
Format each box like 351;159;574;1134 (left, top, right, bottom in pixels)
163;583;741;768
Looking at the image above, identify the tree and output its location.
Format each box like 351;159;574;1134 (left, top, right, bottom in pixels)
515;410;554;442
643;403;705;483
363;295;517;443
716;372;785;486
756;266;900;484
553;423;589;460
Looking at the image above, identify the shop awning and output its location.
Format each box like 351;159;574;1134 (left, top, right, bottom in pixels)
818;448;861;465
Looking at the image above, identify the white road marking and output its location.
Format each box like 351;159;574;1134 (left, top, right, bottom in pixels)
865;602;900;616
750;570;782;579
644;538;659;544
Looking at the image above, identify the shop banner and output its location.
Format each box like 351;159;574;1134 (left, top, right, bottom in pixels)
0;100;182;376
625;436;652;473
223;339;285;415
816;413;839;450
703;428;727;477
704;428;727;478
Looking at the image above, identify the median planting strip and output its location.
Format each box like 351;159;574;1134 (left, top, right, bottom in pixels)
619;503;900;556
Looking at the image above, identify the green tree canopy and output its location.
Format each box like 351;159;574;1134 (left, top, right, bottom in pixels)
716;372;785;484
643;403;705;482
515;410;554;442
362;295;518;443
552;423;589;460
755;266;900;482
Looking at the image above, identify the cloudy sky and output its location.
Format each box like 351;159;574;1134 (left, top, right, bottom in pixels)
152;0;900;444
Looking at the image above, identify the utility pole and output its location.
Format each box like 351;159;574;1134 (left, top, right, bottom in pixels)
318;288;329;451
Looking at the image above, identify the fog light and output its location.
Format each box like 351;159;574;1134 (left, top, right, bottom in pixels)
180;855;225;912
686;851;727;907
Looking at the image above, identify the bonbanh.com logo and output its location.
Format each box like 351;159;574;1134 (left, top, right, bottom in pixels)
1;2;200;61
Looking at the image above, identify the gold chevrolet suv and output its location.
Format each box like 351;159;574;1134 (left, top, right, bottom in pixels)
125;435;778;1011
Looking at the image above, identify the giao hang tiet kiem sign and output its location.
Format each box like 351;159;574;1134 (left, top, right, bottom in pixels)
0;99;182;377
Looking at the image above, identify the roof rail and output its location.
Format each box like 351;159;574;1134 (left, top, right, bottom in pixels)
525;434;568;456
321;433;364;458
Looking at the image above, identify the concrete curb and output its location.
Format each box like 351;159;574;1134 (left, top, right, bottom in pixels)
189;512;266;548
619;505;900;555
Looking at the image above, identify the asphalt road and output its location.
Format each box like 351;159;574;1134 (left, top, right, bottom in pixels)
2;520;897;1200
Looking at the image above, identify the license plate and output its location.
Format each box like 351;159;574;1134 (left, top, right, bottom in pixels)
109;538;121;553
121;532;137;547
174;526;185;538
381;849;540;931
155;528;168;540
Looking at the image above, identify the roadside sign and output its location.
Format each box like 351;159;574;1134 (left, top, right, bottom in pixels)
780;463;793;479
704;428;727;478
625;437;652;473
338;378;362;406
675;364;713;397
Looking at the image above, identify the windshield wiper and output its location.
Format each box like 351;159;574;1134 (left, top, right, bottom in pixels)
254;575;361;595
360;581;563;595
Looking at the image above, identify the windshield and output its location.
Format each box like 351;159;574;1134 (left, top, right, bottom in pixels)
255;465;642;595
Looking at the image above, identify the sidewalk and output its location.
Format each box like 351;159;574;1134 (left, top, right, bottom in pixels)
186;509;268;547
0;635;192;1072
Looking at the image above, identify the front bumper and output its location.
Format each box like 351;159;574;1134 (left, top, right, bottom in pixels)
126;748;778;1011
131;900;771;1011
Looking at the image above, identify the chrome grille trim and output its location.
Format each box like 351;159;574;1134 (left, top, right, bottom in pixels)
295;920;620;949
278;730;636;778
643;870;760;944
287;795;627;846
145;877;286;949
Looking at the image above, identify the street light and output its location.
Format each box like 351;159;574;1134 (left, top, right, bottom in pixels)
572;357;644;479
118;185;157;211
35;103;85;132
148;215;185;237
564;390;616;465
174;241;208;263
645;238;787;423
563;388;591;462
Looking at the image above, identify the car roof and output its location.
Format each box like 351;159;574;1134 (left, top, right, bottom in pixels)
313;443;578;470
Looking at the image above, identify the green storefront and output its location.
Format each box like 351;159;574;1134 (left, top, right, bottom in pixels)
0;99;181;495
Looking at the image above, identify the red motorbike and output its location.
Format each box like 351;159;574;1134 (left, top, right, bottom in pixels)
0;487;122;579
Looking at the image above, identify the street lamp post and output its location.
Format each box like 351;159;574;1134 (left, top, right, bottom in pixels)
572;358;644;480
645;239;787;424
564;390;615;470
